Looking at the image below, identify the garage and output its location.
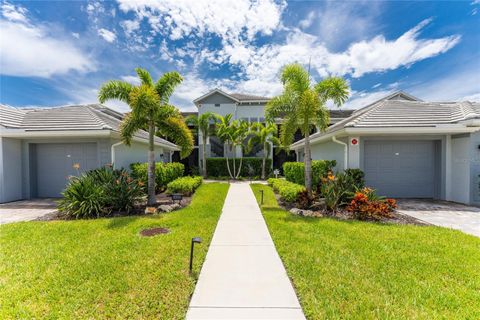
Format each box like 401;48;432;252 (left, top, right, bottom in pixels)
35;143;98;197
363;140;438;198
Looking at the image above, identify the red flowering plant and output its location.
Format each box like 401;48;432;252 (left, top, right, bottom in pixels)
346;187;397;221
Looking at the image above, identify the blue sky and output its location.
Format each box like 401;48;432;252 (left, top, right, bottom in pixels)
1;0;479;112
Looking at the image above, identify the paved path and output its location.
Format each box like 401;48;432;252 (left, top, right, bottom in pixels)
186;182;305;319
397;199;480;237
0;199;58;224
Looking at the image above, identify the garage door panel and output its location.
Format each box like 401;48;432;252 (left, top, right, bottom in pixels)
36;143;98;197
363;140;436;198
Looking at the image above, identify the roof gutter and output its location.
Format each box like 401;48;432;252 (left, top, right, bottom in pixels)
332;136;348;170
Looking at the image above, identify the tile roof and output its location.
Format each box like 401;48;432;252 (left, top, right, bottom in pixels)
0;104;177;148
230;93;270;101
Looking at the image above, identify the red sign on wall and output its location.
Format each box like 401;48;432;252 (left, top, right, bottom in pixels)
350;138;359;146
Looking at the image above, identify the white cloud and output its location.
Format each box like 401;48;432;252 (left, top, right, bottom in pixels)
372;83;382;88
342;89;394;109
1;1;28;23
0;4;94;78
98;28;116;42
72;32;80;39
299;11;315;29
410;67;480;102
120;19;140;35
120;75;141;85
116;0;285;43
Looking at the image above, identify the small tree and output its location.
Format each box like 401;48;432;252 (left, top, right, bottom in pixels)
216;114;250;179
186;112;218;178
99;68;193;205
266;63;349;193
246;122;280;180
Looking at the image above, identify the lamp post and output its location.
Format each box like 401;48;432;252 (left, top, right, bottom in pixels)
189;237;202;274
260;189;264;205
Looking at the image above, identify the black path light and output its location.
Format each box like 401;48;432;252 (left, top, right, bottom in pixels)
260;189;264;205
189;237;202;274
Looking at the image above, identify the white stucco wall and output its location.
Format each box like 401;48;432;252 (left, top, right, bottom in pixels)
451;135;470;204
0;137;23;202
469;131;480;205
309;140;345;172
113;141;165;170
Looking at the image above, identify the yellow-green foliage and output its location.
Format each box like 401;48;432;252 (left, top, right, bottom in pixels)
166;176;203;195
267;178;305;202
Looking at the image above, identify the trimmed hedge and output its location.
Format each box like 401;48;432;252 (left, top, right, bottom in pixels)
206;157;272;177
166;176;203;196
283;160;336;187
268;178;305;203
130;162;184;192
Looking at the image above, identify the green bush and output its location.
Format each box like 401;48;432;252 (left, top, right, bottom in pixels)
344;168;365;189
206;158;272;178
268;178;305;203
320;169;366;211
166;176;203;195
130;162;184;192
58;167;144;219
283;160;336;187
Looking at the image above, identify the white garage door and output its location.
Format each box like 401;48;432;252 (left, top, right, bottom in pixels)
36;143;98;197
363;140;436;198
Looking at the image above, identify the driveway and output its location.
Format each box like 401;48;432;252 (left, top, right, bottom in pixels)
397;199;480;237
0;199;58;224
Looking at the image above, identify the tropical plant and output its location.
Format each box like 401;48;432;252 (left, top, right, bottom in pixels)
206;157;272;177
166;176;203;195
215;114;250;179
246;122;281;179
347;188;397;220
98;68;193;205
186;112;218;178
266;63;349;193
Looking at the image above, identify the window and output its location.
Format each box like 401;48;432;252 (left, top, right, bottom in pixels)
214;103;220;107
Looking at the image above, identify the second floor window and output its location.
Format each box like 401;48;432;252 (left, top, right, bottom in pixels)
214;104;220;107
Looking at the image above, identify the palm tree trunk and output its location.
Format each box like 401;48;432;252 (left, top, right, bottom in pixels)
236;153;244;179
147;121;156;206
304;131;312;193
202;135;207;178
232;147;237;180
261;143;266;180
225;143;234;179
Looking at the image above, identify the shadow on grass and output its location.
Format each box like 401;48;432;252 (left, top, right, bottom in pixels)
105;213;165;229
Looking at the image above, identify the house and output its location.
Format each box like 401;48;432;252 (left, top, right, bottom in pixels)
182;89;353;172
0;104;179;203
290;91;480;206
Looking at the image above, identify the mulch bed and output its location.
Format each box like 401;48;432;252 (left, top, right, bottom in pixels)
275;194;427;226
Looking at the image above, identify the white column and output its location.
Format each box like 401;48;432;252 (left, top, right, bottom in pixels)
445;134;452;201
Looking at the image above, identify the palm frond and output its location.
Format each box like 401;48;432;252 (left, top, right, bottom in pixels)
315;77;350;107
98;80;133;104
281;63;310;93
135;68;154;87
119;112;144;146
154;72;183;104
156;116;194;159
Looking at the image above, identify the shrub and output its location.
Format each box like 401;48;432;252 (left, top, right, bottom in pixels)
319;169;366;211
166;176;203;195
268;178;305;203
206;158;272;178
344;168;365;189
283;160;336;187
346;188;397;221
130;162;184;192
58;167;144;218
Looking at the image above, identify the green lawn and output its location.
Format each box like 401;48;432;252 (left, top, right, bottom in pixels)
251;184;480;319
0;183;229;320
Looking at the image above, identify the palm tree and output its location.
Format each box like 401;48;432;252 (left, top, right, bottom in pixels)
98;68;193;205
246;122;280;179
266;63;349;193
216;114;250;179
186;112;218;178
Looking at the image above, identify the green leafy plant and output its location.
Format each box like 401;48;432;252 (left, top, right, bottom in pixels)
268;178;306;203
186;112;218;178
320;171;358;211
266;63;349;192
344;168;365;189
130;162;184;192
58;167;144;218
206;158;272;177
246;122;281;179
99;68;193;205
283;160;336;187
166;176;203;195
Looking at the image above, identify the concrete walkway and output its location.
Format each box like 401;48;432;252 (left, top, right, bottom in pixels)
186;182;305;319
0;199;58;224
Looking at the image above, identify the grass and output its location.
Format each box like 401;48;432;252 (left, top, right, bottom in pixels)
0;183;229;320
251;184;480;319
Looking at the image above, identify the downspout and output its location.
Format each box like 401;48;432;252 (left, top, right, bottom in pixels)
111;141;123;169
332;136;348;170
